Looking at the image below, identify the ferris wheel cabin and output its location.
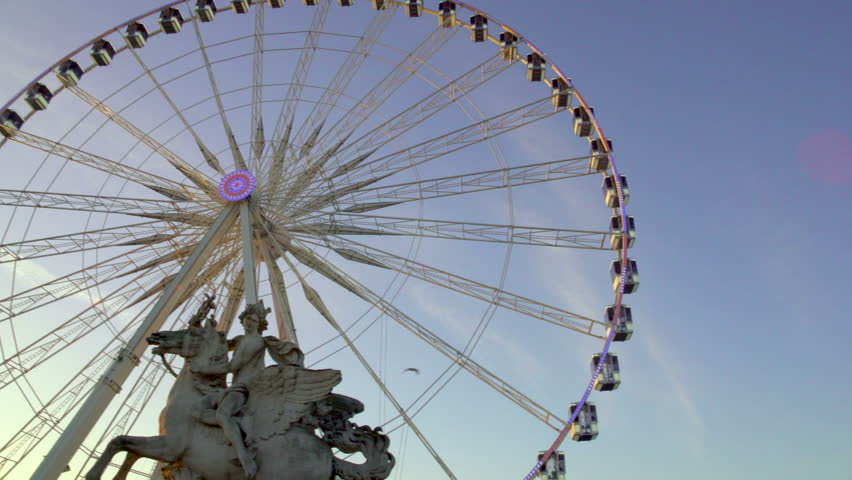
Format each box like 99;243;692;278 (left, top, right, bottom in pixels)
605;304;634;342
232;0;250;14
90;39;116;66
536;451;566;480
195;0;218;22
469;15;488;42
499;32;519;61
0;109;23;137
371;0;388;9
438;2;456;27
591;353;621;391
527;53;546;82
338;0;355;6
159;8;184;34
404;0;423;17
125;22;149;49
589;137;611;172
25;83;53;111
609;215;636;250
602;174;629;208
610;258;639;294
569;402;599;441
551;77;572;109
268;0;285;8
572;106;593;137
57;59;84;86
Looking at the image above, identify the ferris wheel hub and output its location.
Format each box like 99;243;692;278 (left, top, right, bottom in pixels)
218;169;257;201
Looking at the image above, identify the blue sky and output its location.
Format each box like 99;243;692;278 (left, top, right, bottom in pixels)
0;1;849;479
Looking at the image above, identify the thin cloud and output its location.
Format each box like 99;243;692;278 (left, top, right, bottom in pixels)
407;283;549;386
642;325;707;464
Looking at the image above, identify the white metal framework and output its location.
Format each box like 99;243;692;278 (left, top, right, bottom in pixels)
0;1;633;479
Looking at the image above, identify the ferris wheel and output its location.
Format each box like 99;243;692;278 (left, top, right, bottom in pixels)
0;1;636;479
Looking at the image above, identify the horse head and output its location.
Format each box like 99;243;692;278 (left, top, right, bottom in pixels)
147;317;227;375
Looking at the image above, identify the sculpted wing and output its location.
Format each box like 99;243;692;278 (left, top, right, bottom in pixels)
245;366;342;441
284;366;342;403
249;365;341;402
263;336;315;371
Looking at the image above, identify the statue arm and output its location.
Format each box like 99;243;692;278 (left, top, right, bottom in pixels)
192;335;261;375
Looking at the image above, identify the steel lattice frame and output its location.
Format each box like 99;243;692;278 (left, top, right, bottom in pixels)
0;1;633;479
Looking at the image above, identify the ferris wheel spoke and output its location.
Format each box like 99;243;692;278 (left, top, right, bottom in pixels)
201;256;245;335
325;53;510;177
123;241;201;276
0;221;179;263
284;154;591;217
285;95;561;213
216;268;245;335
278;53;511;207
249;2;266;173
278;252;457;479
186;3;245;173
270;233;567;433
284;5;398;171
64;84;218;198
266;1;332;186
125;235;238;311
288;23;458;182
185;85;396;196
263;231;353;297
0;268;169;394
327;155;597;213
0;129;195;194
282;171;390;218
0;189;200;218
124;34;228;180
272;130;355;210
273;7;408;206
256;236;297;343
314;235;608;338
0;235;199;324
345;273;567;433
329;94;560;185
296;213;610;250
173;248;241;310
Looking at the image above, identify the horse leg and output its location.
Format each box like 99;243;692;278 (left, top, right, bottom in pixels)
85;435;179;480
112;452;139;480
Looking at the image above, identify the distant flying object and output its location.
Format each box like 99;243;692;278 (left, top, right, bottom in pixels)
402;368;420;375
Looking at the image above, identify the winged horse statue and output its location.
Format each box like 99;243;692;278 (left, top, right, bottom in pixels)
85;297;394;480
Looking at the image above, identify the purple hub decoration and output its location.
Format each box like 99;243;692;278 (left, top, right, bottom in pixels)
218;170;257;202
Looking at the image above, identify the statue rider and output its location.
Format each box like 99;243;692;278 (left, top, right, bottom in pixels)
192;301;269;479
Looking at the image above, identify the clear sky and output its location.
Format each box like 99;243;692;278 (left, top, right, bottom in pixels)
0;1;849;480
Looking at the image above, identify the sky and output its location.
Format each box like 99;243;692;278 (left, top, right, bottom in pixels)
0;1;850;480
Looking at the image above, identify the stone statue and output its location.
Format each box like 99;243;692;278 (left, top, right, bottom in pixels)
191;303;270;478
85;297;395;480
